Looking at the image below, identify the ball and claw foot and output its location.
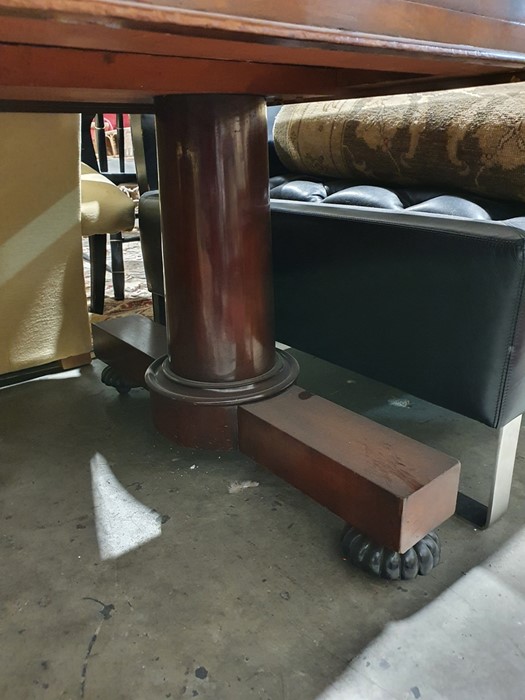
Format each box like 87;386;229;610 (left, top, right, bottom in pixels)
341;526;441;580
100;365;136;395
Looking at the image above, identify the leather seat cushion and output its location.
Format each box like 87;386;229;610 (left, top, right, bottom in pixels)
269;176;525;223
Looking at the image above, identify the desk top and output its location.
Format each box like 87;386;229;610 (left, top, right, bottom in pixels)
2;1;525;108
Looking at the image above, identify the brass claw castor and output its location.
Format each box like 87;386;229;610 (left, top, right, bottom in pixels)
341;526;441;580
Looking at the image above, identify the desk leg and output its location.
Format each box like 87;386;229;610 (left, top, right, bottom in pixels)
146;94;298;449
96;94;460;580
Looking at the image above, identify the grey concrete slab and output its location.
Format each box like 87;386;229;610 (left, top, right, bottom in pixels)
1;357;524;700
319;532;525;700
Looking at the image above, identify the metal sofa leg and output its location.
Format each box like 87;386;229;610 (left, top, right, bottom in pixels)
487;414;523;525
456;414;522;528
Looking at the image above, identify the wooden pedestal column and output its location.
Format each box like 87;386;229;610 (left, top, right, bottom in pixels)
145;95;298;448
94;94;460;574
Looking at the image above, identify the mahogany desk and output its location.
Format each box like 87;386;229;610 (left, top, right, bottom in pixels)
3;1;525;576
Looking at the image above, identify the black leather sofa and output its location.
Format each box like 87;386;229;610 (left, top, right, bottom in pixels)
269;177;525;430
136;97;525;528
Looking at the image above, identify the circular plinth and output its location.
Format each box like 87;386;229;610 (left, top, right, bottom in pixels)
145;349;299;405
146;350;299;450
341;525;441;580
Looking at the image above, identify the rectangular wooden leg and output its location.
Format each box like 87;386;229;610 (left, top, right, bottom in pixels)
238;385;460;553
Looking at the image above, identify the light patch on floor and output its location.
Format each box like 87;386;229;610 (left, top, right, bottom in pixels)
40;369;82;381
90;452;162;559
318;528;525;700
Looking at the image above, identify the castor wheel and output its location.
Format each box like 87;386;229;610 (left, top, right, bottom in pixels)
100;365;136;395
341;526;441;580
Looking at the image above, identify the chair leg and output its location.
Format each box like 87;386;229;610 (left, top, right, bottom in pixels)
456;414;522;528
152;293;166;325
89;234;107;314
110;232;125;301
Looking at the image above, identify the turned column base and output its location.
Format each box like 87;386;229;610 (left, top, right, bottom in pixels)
145;350;299;449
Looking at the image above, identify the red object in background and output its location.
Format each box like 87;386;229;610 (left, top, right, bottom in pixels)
90;113;130;134
102;113;131;129
89;113;131;154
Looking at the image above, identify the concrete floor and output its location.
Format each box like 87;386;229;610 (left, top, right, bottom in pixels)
2;350;525;700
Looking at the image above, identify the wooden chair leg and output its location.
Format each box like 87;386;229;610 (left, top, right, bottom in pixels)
110;232;125;301
89;234;107;314
152;293;166;325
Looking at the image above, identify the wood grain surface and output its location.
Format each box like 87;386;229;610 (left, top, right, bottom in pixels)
1;1;525;106
239;385;461;552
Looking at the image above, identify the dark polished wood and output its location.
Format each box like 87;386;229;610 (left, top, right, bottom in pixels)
239;385;460;553
2;1;525;109
155;95;274;382
92;316;167;388
92;315;461;548
145;94;299;447
2;0;525;63
1;43;396;107
8;1;525;557
151;396;240;451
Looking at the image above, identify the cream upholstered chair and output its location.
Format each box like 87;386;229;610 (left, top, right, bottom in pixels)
0;114;135;383
0;113;92;381
81;163;135;239
80;162;136;314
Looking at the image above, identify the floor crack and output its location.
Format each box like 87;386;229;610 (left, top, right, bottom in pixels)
80;598;115;698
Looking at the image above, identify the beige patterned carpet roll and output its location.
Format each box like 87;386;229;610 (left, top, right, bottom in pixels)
273;82;525;203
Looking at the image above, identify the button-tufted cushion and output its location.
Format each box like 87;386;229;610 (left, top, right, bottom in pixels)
324;185;404;209
405;196;491;220
269;179;327;202
274;83;525;204
269;175;525;224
